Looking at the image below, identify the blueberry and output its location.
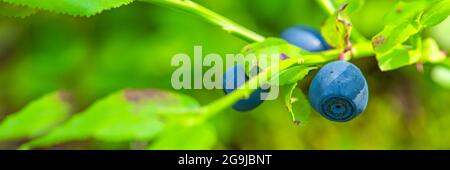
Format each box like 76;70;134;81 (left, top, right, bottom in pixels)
308;61;369;122
280;26;330;52
223;64;266;111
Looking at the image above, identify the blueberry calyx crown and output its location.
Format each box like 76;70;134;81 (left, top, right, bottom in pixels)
320;96;357;122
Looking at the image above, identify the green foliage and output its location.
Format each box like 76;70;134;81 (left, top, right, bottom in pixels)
241;37;303;75
282;83;311;125
420;0;450;28
242;38;302;58
148;123;217;150
383;0;430;24
372;0;449;71
270;65;317;86
337;0;365;14
0;0;133;16
372;21;422;54
321;0;364;48
321;14;348;48
0;91;72;141
382;0;449;28
0;2;36;17
376;45;421;71
20;89;200;149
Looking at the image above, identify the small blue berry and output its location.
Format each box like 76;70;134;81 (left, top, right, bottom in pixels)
280;26;330;52
308;61;369;122
223;64;266;111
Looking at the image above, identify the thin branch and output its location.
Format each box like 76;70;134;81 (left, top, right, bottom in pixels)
142;0;265;43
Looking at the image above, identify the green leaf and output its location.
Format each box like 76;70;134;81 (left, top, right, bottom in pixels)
242;37;302;59
147;123;217;150
320;0;362;48
0;91;72;141
0;2;37;18
372;21;422;54
383;0;430;24
376;45;421;71
421;0;450;28
422;38;446;63
333;0;365;15
270;65;317;86
241;37;303;74
375;0;448;55
20;89;200;149
321;13;349;48
282;83;311;125
0;0;133;16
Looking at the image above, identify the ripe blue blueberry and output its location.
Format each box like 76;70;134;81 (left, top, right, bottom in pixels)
308;61;369;122
223;64;266;111
280;26;330;52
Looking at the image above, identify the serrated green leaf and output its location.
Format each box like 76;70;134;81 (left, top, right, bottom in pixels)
282;83;311;125
372;21;422;54
422;38;446;63
147;123;216;150
421;0;450;28
20;89;200;149
0;0;133;16
0;91;72;141
376;45;421;71
0;2;37;18
270;65;317;86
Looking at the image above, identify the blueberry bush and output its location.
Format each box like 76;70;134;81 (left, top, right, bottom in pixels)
0;0;449;149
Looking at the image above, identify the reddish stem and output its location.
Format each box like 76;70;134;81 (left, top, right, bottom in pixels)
416;63;424;73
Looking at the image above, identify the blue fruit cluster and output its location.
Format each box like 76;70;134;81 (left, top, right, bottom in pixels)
280;26;330;52
308;61;369;122
222;64;267;111
222;26;368;122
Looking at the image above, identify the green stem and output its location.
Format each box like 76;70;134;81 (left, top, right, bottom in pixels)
315;0;368;43
199;58;299;121
142;0;265;43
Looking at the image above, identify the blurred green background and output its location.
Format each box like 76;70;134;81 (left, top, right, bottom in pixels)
0;0;449;149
